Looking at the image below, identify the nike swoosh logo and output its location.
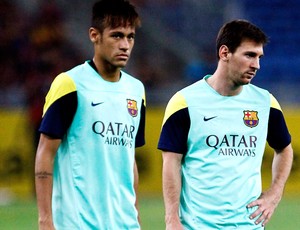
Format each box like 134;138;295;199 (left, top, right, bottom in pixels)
91;102;104;107
203;116;217;121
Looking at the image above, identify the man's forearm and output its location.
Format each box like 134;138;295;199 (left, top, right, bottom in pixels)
35;171;54;224
271;143;293;195
133;160;140;224
35;134;60;229
162;152;183;223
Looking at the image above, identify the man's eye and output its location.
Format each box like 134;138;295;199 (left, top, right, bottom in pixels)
112;33;124;39
245;53;256;58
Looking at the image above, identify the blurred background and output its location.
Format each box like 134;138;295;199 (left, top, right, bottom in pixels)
0;0;299;229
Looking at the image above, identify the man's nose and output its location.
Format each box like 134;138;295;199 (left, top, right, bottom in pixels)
120;38;130;50
252;58;260;70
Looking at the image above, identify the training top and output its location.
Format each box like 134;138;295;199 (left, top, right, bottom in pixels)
158;75;291;229
39;60;146;230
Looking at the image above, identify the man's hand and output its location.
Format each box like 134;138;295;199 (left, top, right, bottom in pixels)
38;217;56;230
247;189;282;227
165;215;184;230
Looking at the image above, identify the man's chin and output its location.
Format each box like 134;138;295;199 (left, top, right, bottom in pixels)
116;61;128;68
243;76;254;85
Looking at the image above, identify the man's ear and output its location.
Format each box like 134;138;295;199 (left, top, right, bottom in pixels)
89;27;100;43
219;45;230;62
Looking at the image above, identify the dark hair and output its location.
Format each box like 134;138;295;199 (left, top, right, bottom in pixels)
216;19;268;59
91;0;141;33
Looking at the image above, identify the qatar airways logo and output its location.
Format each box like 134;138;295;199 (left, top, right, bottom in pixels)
206;134;257;157
92;121;135;148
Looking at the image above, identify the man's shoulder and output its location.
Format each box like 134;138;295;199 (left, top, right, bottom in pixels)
121;71;145;88
178;78;207;99
246;83;269;93
66;61;89;75
245;83;270;98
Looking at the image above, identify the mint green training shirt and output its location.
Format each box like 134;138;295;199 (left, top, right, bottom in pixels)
158;75;291;229
40;61;146;229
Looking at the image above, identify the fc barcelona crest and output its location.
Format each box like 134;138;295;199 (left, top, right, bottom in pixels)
243;110;259;128
127;99;138;117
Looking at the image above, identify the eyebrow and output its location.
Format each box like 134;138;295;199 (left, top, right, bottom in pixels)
245;51;264;57
110;31;136;37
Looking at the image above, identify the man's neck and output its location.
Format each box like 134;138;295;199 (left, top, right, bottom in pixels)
206;73;243;96
92;59;121;82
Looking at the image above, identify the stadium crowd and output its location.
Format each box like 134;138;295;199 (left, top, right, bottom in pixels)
0;0;83;144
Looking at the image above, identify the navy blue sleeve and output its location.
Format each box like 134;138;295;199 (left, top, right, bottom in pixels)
39;92;77;139
267;107;291;150
157;108;190;154
135;99;146;148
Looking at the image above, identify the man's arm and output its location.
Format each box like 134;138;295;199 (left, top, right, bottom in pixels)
35;133;61;230
133;159;141;225
162;151;184;230
247;143;293;227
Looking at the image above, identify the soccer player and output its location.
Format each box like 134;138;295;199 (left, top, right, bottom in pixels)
158;19;293;229
35;0;145;229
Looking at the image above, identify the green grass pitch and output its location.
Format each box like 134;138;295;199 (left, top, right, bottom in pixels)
0;196;299;229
